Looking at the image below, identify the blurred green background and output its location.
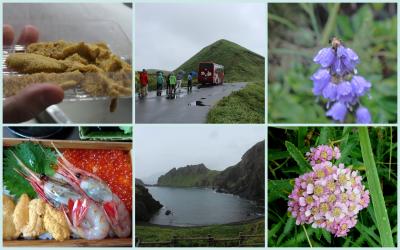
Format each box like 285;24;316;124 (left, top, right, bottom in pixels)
268;3;397;123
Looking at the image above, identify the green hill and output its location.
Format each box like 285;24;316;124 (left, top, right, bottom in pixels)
176;39;265;82
157;164;219;187
155;141;265;203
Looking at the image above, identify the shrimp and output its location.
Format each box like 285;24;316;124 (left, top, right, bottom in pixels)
12;152;110;240
52;143;131;238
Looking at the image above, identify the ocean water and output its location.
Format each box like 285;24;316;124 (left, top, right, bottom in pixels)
147;186;263;226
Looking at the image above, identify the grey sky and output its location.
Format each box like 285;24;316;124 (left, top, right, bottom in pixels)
135;126;265;184
135;3;265;71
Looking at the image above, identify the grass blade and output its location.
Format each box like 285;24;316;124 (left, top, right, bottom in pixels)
358;127;394;247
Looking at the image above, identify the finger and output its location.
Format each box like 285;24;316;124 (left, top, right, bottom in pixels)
3;24;15;46
17;25;39;45
4;84;64;123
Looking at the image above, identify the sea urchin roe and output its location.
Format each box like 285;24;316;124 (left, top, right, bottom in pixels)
61;149;132;211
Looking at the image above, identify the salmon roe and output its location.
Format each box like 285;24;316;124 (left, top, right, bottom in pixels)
62;149;132;211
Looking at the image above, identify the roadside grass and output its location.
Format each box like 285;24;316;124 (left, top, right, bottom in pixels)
136;218;264;246
207;82;265;124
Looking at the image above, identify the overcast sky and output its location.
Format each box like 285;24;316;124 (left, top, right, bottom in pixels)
135;3;265;71
135;126;265;184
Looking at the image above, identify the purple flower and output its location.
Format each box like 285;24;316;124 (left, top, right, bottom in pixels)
356;106;372;124
311;38;372;123
313;47;335;68
314;45;360;75
311;69;331;95
351;76;371;97
342;47;359;72
326;102;347;122
331;46;359;75
322;82;337;101
337;81;356;104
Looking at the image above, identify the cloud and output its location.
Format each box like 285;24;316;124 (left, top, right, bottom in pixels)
135;125;265;180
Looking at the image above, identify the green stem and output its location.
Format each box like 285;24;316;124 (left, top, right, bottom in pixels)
268;13;296;30
321;3;340;46
389;127;392;181
300;3;320;40
302;225;312;248
358;127;394;247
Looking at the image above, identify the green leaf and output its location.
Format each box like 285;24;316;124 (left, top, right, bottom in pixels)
359;127;394;247
356;223;381;245
337;15;353;40
277;217;295;245
297;127;307;148
268;179;293;203
319;127;330;144
268;150;290;161
3;142;57;199
280;226;313;247
285;141;311;172
268;220;284;243
321;229;331;244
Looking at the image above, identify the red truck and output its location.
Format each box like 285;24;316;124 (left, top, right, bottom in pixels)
198;62;224;85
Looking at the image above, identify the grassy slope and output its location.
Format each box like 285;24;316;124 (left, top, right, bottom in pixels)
158;170;220;187
207;82;265;123
136;218;265;246
176;39;265;83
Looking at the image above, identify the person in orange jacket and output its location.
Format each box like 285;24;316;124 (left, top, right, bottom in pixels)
139;69;149;98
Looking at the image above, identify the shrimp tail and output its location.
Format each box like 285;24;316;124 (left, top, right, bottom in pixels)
103;201;119;228
68;198;89;227
103;195;131;238
61;204;81;237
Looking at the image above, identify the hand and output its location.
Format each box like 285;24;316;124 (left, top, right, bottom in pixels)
3;24;64;123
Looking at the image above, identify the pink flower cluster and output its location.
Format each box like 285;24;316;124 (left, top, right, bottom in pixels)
288;146;370;237
306;145;341;166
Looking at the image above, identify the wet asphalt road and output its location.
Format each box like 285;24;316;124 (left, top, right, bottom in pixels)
135;83;247;123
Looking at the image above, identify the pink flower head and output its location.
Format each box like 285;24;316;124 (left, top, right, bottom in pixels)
306;144;341;166
288;147;369;237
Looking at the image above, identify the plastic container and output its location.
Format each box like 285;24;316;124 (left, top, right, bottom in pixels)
3;20;132;101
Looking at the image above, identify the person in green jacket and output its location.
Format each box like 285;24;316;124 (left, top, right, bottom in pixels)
168;72;177;98
156;71;164;96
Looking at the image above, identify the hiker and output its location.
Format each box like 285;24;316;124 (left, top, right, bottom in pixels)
166;73;171;96
187;72;193;93
176;71;183;93
168;72;177;99
156;71;164;96
139;69;148;98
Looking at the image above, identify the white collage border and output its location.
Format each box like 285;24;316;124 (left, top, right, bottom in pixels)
0;0;399;249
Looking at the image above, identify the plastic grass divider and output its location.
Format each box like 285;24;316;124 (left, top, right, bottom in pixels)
358;127;394;247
